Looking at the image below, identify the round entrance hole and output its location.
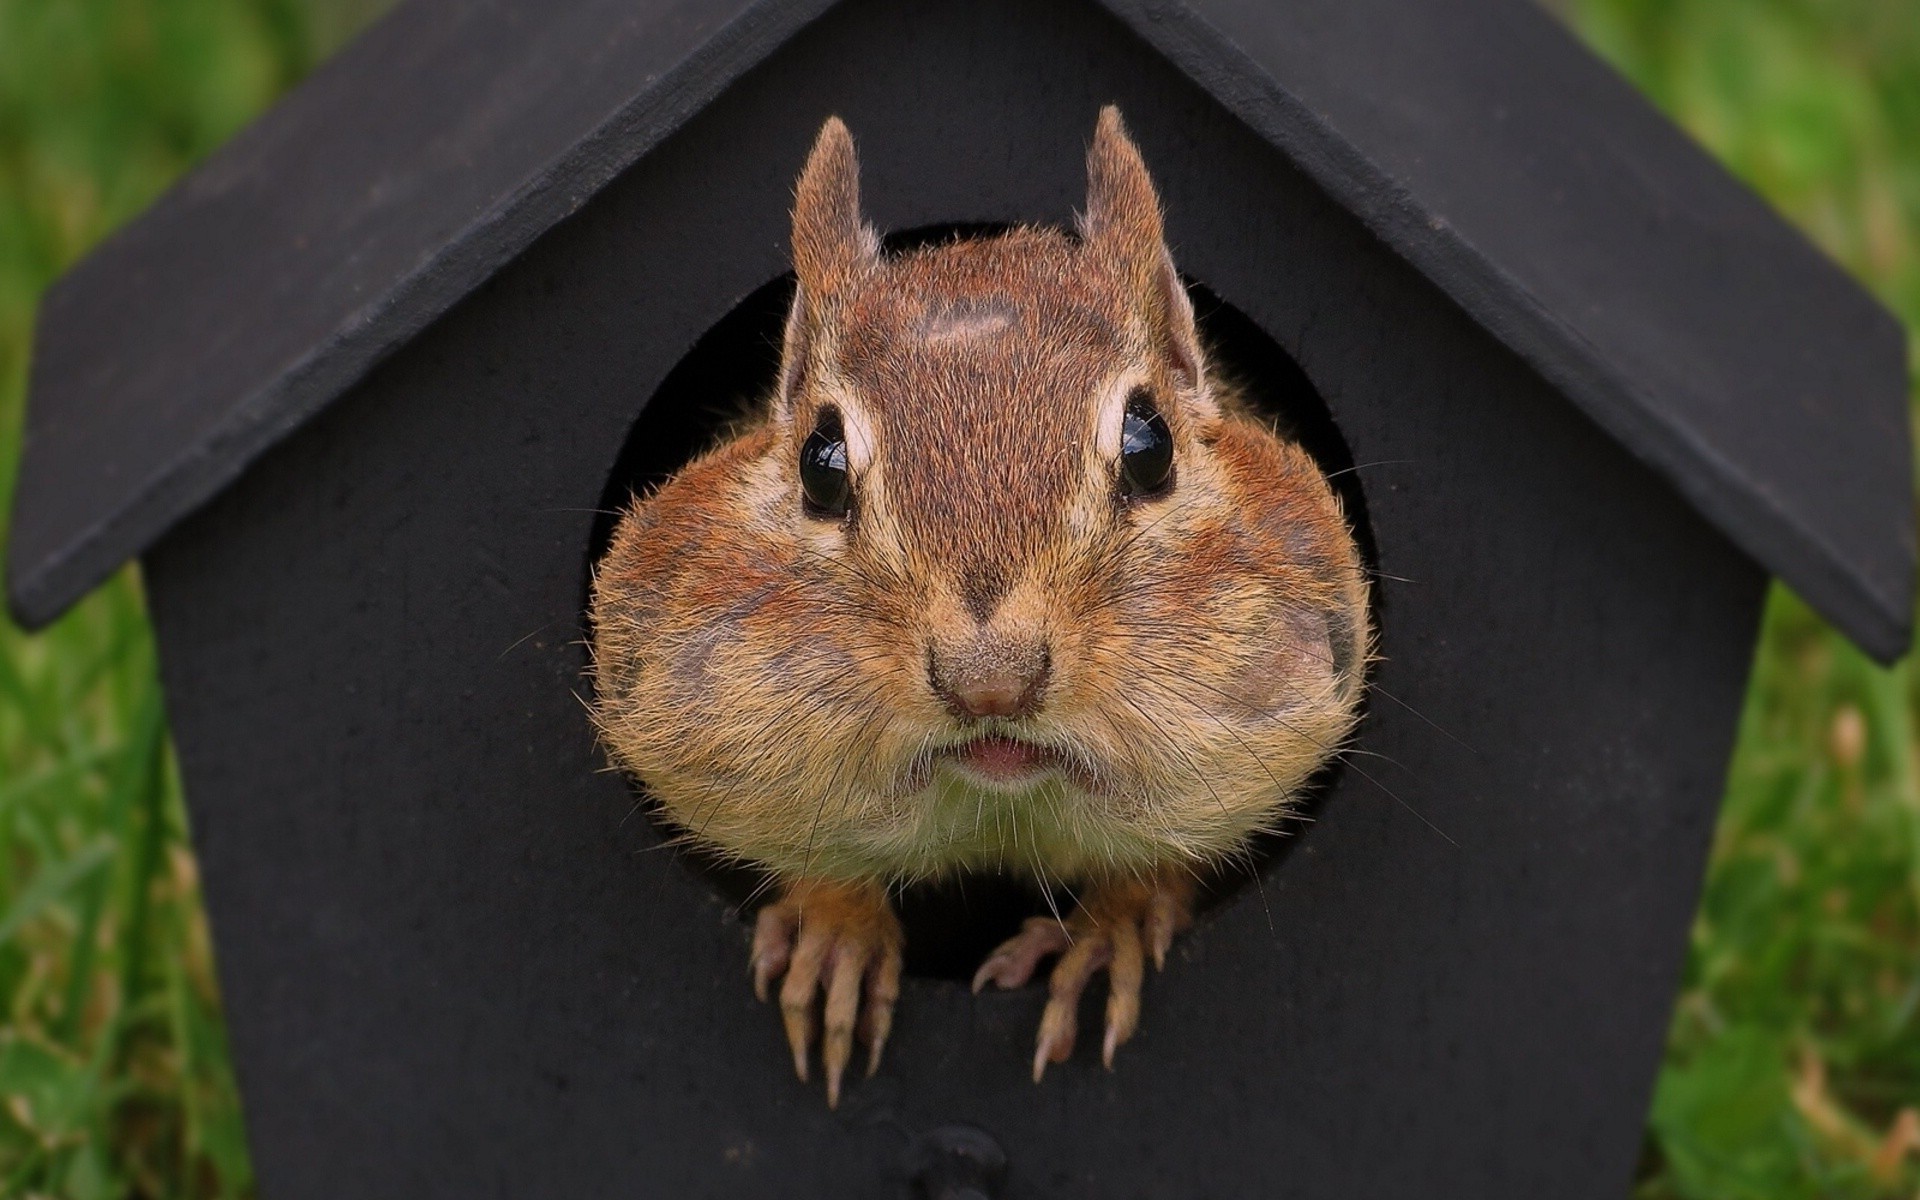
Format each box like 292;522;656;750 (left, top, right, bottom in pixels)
587;229;1376;981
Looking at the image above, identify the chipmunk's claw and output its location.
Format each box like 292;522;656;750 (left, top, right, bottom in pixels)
975;874;1193;1081
751;906;794;1003
753;881;903;1108
972;916;1071;993
1032;930;1111;1081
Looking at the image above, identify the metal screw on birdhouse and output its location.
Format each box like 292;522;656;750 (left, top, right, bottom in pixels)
903;1124;1008;1200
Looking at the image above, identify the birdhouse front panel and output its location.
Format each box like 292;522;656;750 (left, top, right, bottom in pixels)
126;0;1781;1196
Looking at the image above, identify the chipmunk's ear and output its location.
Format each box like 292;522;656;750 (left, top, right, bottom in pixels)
781;117;879;413
1081;106;1204;394
791;116;878;291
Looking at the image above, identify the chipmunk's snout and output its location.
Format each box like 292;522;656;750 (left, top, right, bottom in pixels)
928;634;1051;721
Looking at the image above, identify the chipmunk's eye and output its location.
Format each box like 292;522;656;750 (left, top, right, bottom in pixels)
800;407;852;519
1119;388;1174;499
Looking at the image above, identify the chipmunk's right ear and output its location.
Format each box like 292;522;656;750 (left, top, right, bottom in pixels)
792;116;878;289
781;117;879;412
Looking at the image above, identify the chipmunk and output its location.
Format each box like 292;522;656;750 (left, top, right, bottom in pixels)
590;107;1370;1107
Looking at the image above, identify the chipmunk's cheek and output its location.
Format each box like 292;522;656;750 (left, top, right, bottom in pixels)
759;638;870;706
654;583;782;703
1222;607;1337;718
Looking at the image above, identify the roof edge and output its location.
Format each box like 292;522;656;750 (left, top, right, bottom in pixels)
12;0;1911;659
6;0;842;630
1098;0;1914;660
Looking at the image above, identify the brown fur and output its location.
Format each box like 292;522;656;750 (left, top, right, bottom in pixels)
590;109;1371;888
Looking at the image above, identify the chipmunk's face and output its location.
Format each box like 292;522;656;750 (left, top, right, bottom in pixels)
591;115;1369;884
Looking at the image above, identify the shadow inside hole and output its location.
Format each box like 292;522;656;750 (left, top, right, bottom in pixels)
587;226;1376;982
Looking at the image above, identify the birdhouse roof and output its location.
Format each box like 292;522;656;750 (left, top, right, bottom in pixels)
8;0;1911;657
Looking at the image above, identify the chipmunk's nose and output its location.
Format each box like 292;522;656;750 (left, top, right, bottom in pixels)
929;636;1051;721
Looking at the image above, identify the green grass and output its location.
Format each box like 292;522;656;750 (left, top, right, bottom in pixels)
0;4;383;1194
0;0;1915;1195
1563;3;1920;1194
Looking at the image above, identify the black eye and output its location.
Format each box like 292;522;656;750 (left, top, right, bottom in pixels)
1119;388;1174;499
800;407;852;518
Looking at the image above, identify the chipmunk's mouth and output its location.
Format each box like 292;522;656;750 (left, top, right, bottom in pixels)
889;732;1107;798
946;735;1055;782
928;734;1099;793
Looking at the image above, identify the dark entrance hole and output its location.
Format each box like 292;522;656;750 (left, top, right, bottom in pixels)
587;225;1375;981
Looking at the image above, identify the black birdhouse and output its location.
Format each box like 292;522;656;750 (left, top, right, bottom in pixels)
8;0;1911;1195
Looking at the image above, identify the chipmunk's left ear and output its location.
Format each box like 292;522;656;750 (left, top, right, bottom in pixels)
1082;106;1205;396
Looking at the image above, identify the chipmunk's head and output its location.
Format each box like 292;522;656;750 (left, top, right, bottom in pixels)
777;109;1214;656
592;109;1368;882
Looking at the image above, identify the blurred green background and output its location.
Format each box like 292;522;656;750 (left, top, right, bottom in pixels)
0;0;1915;1195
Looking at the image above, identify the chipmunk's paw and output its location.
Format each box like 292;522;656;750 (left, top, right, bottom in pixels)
972;873;1194;1081
752;879;903;1108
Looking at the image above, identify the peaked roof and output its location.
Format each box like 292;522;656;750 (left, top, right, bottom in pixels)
9;0;1911;657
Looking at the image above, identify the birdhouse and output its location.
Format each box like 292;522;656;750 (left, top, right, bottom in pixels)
8;0;1910;1195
